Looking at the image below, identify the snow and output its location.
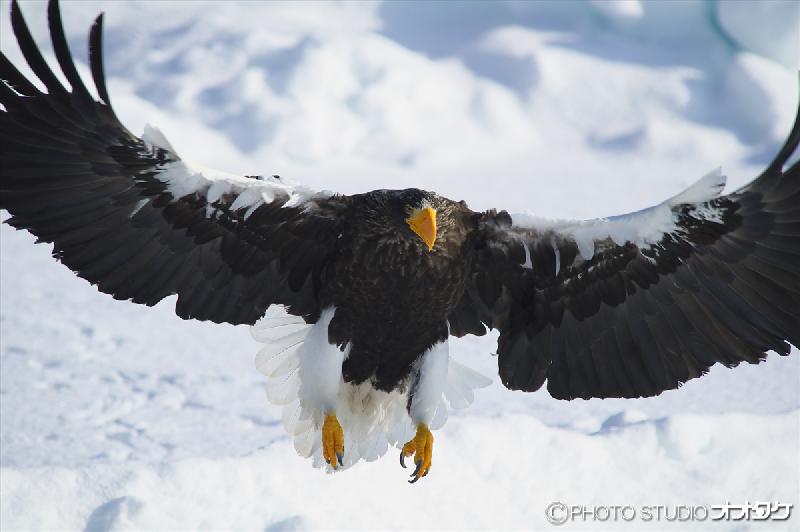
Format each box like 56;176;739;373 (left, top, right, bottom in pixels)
716;0;800;69
1;0;799;530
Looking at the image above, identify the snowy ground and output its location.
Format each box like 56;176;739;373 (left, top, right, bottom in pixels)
1;1;799;530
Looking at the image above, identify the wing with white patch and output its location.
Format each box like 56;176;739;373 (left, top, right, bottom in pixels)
451;95;800;400
511;168;727;263
0;0;351;325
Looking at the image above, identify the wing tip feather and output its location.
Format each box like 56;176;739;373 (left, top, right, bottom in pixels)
47;0;91;98
88;11;112;106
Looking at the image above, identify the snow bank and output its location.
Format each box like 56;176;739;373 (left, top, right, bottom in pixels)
716;0;800;69
2;412;797;531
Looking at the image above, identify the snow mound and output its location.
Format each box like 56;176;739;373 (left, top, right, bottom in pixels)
1;412;796;530
716;1;800;69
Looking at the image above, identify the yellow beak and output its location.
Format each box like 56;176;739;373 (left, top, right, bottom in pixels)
405;206;437;251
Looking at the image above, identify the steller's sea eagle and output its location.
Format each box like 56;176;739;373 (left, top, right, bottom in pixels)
1;0;798;483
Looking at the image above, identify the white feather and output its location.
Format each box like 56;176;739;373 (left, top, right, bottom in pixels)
297;308;346;415
252;308;491;471
140;124;329;217
522;241;533;270
551;237;561;275
512;168;727;259
128;198;149;219
141;124;176;153
409;340;449;426
265;369;301;406
444;358;493;409
669;168;726;206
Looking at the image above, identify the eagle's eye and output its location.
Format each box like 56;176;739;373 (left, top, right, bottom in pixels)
405;206;437;251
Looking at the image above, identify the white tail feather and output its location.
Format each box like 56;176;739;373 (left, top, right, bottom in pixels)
254;341;302;377
444;359;493;409
429;398;449;430
265;368;301;405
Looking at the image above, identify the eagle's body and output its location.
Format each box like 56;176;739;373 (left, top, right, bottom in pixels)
322;190;474;391
2;0;799;482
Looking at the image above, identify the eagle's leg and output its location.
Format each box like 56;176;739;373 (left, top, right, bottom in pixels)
400;338;449;483
322;413;344;468
401;423;433;482
297;307;347;470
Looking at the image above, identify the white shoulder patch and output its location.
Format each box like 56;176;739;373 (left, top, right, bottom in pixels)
512;169;727;260
668;168;726;206
141;124;176;153
141;124;331;219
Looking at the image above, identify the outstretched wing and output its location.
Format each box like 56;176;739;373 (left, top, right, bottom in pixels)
0;0;350;325
452;92;800;400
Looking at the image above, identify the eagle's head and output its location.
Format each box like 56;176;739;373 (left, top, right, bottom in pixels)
351;188;472;257
399;189;438;252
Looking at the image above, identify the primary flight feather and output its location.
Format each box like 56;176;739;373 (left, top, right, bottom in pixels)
1;0;798;482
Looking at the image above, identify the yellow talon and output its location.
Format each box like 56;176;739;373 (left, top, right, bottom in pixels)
322;413;344;469
400;423;433;483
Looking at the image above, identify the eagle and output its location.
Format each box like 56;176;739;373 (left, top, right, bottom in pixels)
1;0;798;483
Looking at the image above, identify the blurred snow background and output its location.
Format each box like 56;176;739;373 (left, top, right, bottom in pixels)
1;0;799;530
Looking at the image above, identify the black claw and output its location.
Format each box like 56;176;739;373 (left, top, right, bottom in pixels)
410;460;423;478
400;452;407;469
336;452;344;466
408;475;420;484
